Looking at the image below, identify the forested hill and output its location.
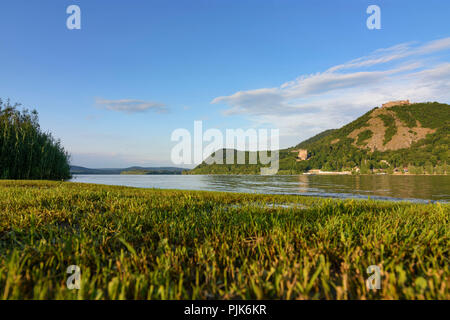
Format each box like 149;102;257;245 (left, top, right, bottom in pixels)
188;102;449;175
70;166;185;175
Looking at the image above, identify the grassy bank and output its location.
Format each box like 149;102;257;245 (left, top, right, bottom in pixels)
0;181;448;300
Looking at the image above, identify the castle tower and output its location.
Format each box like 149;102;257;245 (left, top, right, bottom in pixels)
382;100;410;108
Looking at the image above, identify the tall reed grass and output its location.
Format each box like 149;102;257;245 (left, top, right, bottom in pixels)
0;99;70;180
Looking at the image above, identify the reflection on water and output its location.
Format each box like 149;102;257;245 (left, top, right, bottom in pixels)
70;174;449;203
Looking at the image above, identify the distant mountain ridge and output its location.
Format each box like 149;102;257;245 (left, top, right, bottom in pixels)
188;102;449;175
71;166;185;175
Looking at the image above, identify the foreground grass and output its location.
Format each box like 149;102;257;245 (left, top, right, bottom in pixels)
0;181;448;300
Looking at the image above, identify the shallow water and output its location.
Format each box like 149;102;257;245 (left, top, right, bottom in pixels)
70;174;449;203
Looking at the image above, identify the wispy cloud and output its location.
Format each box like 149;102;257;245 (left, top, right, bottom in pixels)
211;37;450;147
96;98;168;114
328;37;450;72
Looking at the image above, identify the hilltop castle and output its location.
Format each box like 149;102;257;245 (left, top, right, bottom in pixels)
381;100;410;108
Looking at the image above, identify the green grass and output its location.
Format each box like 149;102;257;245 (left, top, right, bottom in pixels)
0;181;448;300
378;114;397;145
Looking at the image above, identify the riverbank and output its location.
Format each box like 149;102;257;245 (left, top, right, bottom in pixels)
303;171;448;176
0;180;448;299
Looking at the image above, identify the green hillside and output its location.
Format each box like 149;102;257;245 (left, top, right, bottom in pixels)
188;102;449;175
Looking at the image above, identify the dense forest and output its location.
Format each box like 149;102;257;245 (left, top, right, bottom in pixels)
0;99;71;180
188;102;449;175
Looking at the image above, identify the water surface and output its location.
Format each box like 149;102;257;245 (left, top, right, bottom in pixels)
70;174;449;203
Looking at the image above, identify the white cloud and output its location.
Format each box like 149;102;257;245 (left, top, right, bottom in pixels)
96;98;168;114
211;37;450;147
328;37;450;72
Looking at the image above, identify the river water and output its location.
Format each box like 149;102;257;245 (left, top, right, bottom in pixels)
70;174;449;203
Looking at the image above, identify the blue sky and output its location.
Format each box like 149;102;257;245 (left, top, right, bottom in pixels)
1;0;449;167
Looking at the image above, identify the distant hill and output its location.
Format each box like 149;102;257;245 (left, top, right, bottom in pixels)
71;166;185;175
188;102;449;175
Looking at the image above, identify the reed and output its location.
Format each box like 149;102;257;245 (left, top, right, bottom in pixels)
0;99;70;180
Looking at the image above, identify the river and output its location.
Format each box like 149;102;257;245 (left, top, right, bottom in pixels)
70;174;449;203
